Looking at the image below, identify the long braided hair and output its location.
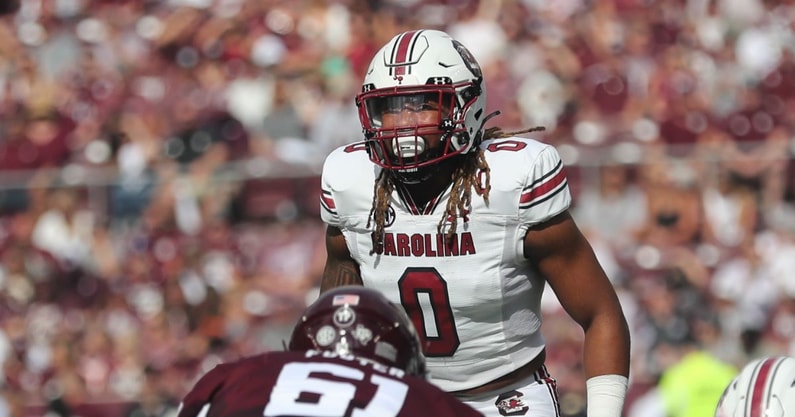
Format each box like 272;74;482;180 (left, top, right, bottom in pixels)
366;125;545;253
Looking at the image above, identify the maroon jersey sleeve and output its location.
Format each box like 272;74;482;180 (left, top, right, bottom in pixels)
178;351;482;417
178;361;235;417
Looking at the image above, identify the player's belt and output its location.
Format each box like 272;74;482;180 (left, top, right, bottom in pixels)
451;349;547;396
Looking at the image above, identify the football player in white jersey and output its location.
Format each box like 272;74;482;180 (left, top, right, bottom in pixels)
318;29;630;417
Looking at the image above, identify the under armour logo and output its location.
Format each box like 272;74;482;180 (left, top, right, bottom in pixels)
440;119;454;129
426;76;452;85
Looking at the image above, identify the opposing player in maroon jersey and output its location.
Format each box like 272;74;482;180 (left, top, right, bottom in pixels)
177;286;483;417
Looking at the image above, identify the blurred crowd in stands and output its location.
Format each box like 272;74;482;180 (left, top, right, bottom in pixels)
0;0;794;416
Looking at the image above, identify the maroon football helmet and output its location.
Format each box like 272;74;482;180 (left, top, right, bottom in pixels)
289;286;426;377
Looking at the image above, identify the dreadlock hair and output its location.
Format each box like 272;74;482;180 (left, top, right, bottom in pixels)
366;125;545;253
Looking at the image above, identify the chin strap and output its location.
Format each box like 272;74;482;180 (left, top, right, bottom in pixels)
393;153;460;185
394;163;437;185
469;110;501;146
482;110;501;125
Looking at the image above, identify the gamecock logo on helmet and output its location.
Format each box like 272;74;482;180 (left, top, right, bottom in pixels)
452;40;482;79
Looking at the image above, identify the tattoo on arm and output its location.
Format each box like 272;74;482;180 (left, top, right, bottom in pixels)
321;225;363;293
320;260;362;293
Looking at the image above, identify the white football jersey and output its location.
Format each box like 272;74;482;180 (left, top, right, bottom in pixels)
319;137;571;392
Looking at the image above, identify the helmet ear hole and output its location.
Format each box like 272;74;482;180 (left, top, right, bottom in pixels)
460;85;480;103
456;134;469;148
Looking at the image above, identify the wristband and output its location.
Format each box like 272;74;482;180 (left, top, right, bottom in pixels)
586;374;628;417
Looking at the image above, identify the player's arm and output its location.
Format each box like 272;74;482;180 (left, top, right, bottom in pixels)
524;211;630;417
320;225;362;293
177;363;232;417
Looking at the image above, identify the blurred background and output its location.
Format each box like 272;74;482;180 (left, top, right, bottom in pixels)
0;0;793;416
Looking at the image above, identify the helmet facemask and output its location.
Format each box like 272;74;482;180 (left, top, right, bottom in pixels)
357;80;483;182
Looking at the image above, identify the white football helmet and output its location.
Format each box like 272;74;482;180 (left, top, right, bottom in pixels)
715;356;795;417
355;29;488;179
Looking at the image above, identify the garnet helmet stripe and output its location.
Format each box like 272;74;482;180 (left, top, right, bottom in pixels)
391;30;422;77
749;357;779;417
